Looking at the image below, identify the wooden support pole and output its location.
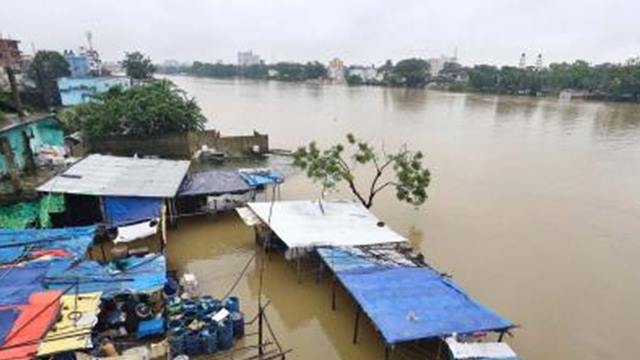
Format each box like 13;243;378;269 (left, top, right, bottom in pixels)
100;243;107;262
258;305;264;356
498;331;505;342
352;307;361;344
316;261;324;284
384;345;391;360
331;275;337;311
0;136;22;192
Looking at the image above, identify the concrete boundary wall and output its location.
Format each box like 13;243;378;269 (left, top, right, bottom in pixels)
86;130;268;159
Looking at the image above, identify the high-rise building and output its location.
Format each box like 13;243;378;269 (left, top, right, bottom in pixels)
328;58;346;83
237;51;262;67
427;53;458;77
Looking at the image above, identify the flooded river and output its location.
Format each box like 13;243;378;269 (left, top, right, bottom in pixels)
164;76;640;360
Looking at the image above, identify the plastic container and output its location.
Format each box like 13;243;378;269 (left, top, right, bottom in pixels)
217;319;234;351
199;328;218;354
168;319;183;332
185;329;201;356
230;312;245;338
224;296;239;313
182;300;197;313
183;310;197;322
164;278;179;297
210;299;222;313
169;328;186;355
136;319;165;339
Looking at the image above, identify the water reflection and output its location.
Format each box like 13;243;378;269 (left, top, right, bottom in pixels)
591;102;640;141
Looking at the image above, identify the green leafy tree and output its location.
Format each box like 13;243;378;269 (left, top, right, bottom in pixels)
346;74;364;86
191;61;236;78
240;64;269;79
468;65;499;91
27;50;70;107
121;51;156;80
60;80;206;138
392;58;430;88
292;134;431;208
303;61;328;79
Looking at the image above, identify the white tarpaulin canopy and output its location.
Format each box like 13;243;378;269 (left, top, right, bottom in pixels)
38;154;190;197
246;200;406;248
445;337;518;359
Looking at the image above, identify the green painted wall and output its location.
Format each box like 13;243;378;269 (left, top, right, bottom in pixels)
0;116;65;176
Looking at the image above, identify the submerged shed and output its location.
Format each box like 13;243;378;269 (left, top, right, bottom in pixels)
37;154;190;244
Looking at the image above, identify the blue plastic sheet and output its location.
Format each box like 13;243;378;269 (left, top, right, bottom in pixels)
0;226;96;264
178;171;253;196
104;197;163;227
238;170;283;187
318;249;512;344
45;254;167;299
0;260;65;305
0;309;19;346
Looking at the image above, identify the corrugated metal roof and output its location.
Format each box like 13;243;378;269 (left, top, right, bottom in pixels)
37;154;190;197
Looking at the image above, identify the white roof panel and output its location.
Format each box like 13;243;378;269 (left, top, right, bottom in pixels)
38;154;190;197
445;337;518;359
246;200;406;248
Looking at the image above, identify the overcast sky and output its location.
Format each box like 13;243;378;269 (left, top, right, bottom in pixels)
2;0;639;66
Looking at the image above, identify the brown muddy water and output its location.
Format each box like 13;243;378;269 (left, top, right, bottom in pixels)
164;76;640;360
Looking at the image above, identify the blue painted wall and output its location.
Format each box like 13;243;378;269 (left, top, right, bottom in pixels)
57;77;131;106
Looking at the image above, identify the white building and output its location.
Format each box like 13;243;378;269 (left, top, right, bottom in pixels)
328;58;346;83
237;51;262;67
427;55;457;77
347;65;382;83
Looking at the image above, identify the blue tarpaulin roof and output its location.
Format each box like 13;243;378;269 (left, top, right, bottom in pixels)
178;171;254;196
0;226;95;264
0;309;19;346
104;196;163;227
238;169;283;187
0;260;65;306
44;254;167;299
317;248;512;344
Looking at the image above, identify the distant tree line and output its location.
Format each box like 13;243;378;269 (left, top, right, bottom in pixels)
437;59;640;101
160;56;640;101
157;58;433;88
160;61;329;82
